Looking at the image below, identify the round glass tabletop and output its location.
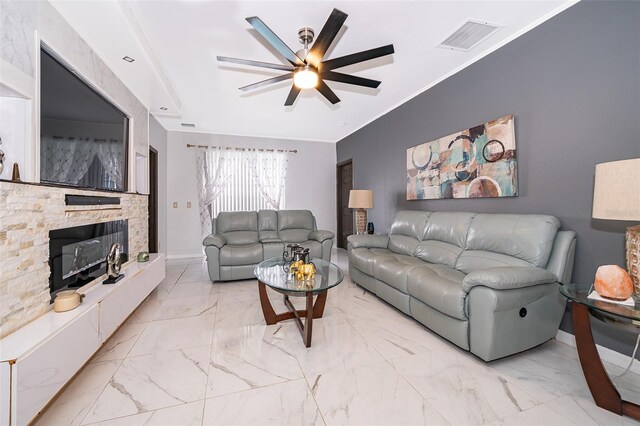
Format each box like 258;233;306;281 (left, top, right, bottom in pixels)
560;283;640;323
254;257;344;294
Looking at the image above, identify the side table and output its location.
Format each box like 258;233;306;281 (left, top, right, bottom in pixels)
560;284;640;420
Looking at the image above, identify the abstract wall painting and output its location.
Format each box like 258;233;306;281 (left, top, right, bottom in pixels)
406;114;518;200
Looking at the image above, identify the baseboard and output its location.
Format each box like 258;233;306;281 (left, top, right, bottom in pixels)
555;329;640;375
166;253;204;260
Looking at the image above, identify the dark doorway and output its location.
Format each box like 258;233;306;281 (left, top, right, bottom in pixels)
148;147;158;253
336;159;353;249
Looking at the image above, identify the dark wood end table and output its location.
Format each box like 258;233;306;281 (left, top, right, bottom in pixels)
560;284;640;420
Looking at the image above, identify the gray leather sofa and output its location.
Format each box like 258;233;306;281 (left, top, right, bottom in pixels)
203;210;334;282
347;210;576;361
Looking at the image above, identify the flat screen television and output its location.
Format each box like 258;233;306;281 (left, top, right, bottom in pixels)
40;45;129;192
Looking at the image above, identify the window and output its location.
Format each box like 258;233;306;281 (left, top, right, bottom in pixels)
209;150;284;218
196;148;289;237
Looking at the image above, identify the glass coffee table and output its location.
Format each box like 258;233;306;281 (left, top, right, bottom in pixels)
254;257;343;347
560;284;640;420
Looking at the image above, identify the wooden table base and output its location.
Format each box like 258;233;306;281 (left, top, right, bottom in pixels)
258;280;328;347
572;303;640;420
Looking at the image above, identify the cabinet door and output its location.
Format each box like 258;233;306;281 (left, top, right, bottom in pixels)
1;362;10;426
14;305;100;425
99;258;165;341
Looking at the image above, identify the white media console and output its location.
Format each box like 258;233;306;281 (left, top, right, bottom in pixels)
0;254;165;425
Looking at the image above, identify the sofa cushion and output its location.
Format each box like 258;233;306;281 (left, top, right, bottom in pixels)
455;250;533;275
388;235;420;256
258;210;279;241
278;210;315;242
220;243;263;266
456;214;560;274
387;210;431;255
216;211;259;244
407;265;467;320
350;247;394;276
416;212;475;267
374;258;422;293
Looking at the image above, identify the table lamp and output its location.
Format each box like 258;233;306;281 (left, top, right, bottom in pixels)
592;158;640;295
349;190;374;235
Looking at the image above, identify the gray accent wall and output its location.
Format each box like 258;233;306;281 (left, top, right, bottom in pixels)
337;1;640;355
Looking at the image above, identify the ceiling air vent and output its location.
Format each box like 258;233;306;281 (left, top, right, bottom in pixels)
438;20;501;52
181;122;195;128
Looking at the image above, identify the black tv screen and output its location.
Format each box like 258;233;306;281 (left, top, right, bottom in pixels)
40;46;128;192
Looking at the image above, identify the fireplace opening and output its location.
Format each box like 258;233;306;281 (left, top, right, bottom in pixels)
48;220;128;298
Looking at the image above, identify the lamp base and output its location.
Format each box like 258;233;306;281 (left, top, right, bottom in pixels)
355;208;367;235
627;224;640;296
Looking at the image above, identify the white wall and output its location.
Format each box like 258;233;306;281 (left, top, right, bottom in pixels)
0;96;29;180
149;116;168;254
166;131;336;258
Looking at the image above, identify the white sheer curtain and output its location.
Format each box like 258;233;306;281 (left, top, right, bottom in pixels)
196;147;232;239
196;147;290;238
247;149;288;210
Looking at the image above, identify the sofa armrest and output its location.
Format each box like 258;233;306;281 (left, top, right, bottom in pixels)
309;230;335;243
347;234;389;249
462;266;558;293
202;234;227;248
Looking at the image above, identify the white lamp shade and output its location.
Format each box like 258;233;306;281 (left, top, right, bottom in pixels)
592;158;640;221
348;190;374;209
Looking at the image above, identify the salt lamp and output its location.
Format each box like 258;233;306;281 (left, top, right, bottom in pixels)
594;265;634;300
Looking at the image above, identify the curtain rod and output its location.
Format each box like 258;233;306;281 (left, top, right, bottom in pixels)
186;144;297;154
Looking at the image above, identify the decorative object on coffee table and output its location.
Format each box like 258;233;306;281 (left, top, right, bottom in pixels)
592;158;640;295
104;243;124;284
594;265;634;300
349;189;373;235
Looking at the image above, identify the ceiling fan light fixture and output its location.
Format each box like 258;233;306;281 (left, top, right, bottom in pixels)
293;66;318;89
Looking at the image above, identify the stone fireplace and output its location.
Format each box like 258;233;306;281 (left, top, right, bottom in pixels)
0;181;148;338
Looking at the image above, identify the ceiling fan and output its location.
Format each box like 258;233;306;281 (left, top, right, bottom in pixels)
217;8;395;106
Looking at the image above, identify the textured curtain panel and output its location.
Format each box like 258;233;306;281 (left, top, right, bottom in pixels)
196;147;231;239
247;150;288;210
196;147;289;239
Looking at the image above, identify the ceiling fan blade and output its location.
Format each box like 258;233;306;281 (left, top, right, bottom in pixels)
316;79;340;104
239;72;293;91
320;71;381;88
246;16;305;66
217;56;294;71
305;8;348;68
319;44;395;72
284;85;301;106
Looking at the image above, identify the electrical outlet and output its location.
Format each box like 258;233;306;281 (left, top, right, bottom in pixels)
172;202;178;208
187;202;192;208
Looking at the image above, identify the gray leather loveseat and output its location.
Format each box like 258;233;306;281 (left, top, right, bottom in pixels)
347;210;576;361
203;210;334;282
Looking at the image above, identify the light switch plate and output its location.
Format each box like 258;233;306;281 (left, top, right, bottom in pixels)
172;202;178;208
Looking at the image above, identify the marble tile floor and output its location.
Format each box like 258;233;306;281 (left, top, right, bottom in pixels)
34;249;640;426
